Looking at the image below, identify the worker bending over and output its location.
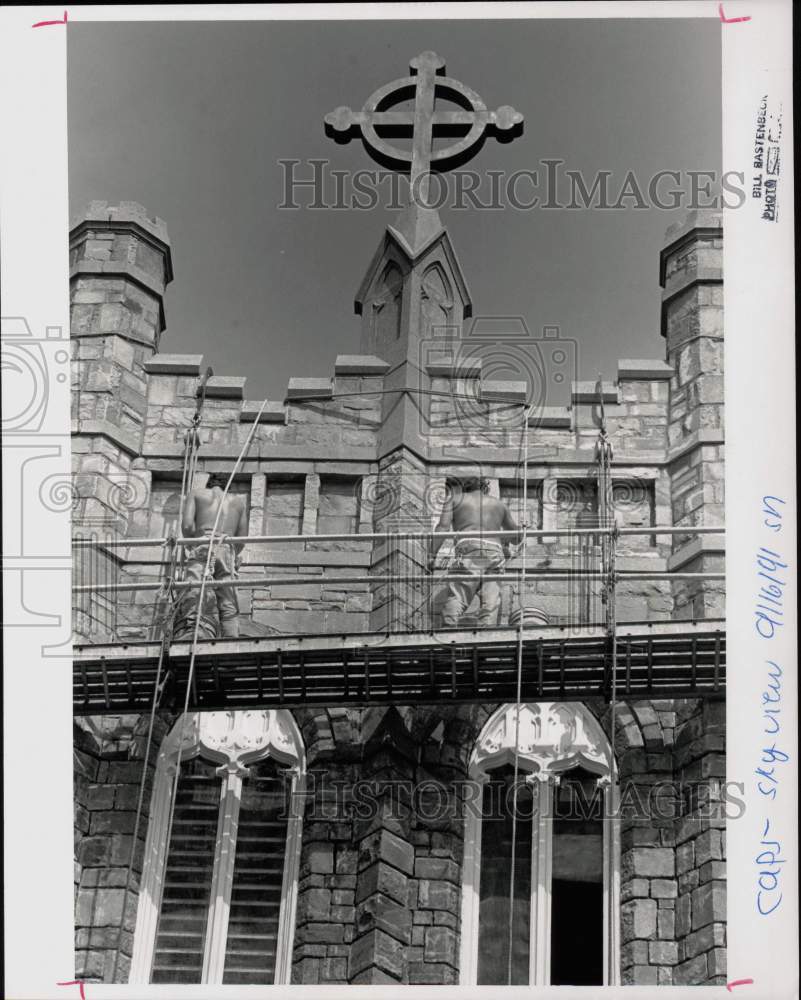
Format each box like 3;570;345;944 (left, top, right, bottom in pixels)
179;472;248;639
430;476;523;628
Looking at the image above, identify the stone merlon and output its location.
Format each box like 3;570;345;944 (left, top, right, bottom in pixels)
240;400;286;423
571;380;619;404
334;355;391;376
286;377;334;400
617;359;674;381
143;354;206;376
203;375;247;399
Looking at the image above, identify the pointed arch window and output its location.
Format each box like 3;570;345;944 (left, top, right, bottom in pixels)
130;710;305;985
420;263;453;339
371;261;403;343
460;702;620;987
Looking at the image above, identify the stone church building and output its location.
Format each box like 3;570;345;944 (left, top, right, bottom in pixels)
70;125;726;985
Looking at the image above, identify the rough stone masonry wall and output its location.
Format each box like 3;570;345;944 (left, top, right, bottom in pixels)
74;712;175;983
70;203;172;643
613;698;726;986
662;210;725;621
673;700;727;985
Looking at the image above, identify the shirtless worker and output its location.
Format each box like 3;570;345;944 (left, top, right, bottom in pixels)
429;476;523;628
179;473;249;639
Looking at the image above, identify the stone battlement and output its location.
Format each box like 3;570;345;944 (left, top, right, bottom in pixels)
69;207;724;642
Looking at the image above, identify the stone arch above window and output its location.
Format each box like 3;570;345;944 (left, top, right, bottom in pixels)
461;702;620;988
131;710;305;986
470;701;614;781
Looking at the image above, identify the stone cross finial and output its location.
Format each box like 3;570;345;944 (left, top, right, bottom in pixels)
325;51;523;203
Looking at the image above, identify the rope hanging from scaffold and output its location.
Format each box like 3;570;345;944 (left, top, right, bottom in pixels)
109;369;212;982
595;375;618;763
506;403;533;984
151;396;270;968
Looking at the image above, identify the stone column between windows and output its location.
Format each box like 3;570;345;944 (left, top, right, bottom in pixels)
528;774;553;986
202;763;245;983
248;473;266;536
541;476;558;535
349;713;416;984
302;474;320;536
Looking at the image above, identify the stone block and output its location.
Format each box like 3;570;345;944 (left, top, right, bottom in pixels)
77;836;111;868
628;965;658;985
481;379;527;403
674;953;708;985
708;947;727;977
307;842;334;874
417;879;459;913
618;359;674;380
296;922;341;946
408;961;459;984
693;828;723;867
658;908;676;939
698;860;726;883
414;857;460;883
355;861;408;907
649;940;679;965
241;399;286;423
147;376;178;406
676;840;695;875
85;784;115;810
621;878;650;902
572;379;618;403
349;928;404;980
336;846;358;875
621;898;657;941
426;354;482;378
691;881;726;929
424;925;458;966
651;879;678;899
622;847;675;879
675;891;692;937
335;355;390;376
318;957;346;982
621;940;649;967
287;377;333;400
683;922;725;960
529;405;572;428
358;829;414;875
143;354;204;375
297;887;331;922
356;892;412;944
204;375;246;399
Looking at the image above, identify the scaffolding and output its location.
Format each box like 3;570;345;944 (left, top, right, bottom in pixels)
73;381;726;987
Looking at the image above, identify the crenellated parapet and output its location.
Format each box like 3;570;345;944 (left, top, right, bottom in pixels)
69;206;723;643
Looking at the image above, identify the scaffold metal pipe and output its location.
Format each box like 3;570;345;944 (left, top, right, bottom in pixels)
73;569;726;595
70;524;725;549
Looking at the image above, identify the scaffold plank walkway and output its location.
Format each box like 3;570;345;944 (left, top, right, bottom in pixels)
73;620;725;715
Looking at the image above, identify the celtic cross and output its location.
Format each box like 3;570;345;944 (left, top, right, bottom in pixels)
325;51;523;203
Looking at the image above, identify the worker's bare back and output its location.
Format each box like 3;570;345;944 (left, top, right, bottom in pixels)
188;488;246;536
452;493;514;534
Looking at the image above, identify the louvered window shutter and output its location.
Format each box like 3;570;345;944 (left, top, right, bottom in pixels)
151;757;221;983
223;759;290;984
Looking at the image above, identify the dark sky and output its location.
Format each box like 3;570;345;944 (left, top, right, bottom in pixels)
68;17;721;402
